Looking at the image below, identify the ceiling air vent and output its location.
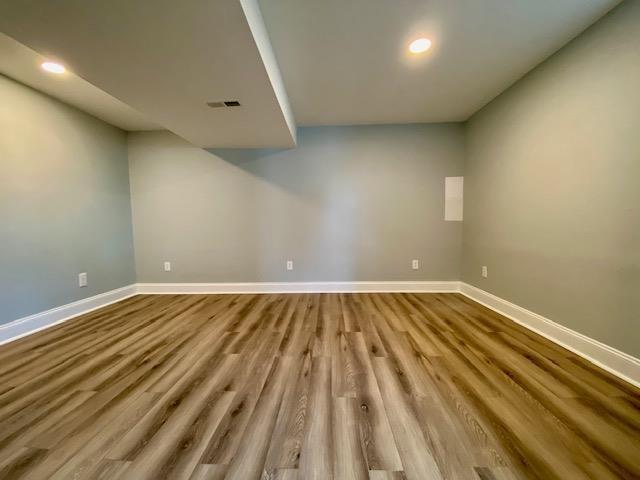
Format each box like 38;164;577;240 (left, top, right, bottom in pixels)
206;100;241;108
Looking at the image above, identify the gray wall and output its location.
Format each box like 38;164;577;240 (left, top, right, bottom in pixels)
128;124;464;283
462;1;640;356
0;74;136;325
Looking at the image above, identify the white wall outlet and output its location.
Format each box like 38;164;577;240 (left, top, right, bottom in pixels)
412;259;420;270
482;266;488;278
78;272;87;287
286;260;294;271
164;261;171;272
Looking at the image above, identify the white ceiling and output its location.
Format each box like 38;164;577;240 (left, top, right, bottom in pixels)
0;0;296;148
259;0;621;126
0;0;621;145
0;33;157;131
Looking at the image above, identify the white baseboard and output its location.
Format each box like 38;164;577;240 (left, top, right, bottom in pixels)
0;281;455;347
2;280;638;390
136;281;460;294
0;284;137;346
459;282;640;389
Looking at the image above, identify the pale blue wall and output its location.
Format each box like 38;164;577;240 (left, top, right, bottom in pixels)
128;124;465;283
462;1;640;356
0;74;136;324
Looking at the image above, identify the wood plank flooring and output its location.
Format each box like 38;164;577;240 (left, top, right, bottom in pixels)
0;293;639;479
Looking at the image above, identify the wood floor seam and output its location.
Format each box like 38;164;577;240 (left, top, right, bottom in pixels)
0;293;638;480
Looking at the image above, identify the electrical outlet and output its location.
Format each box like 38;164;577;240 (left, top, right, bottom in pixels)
412;259;420;270
78;272;87;287
286;260;294;271
482;266;488;278
164;261;171;272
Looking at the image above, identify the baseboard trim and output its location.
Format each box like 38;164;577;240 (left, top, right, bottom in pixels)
136;281;460;294
0;284;137;346
3;280;637;389
459;282;640;389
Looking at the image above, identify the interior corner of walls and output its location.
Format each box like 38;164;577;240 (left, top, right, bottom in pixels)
0;284;138;346
459;282;640;389
125;129;135;145
1;74;143;329
455;0;640;384
126;124;466;284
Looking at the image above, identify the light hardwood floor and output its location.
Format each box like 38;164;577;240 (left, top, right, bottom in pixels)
0;293;639;479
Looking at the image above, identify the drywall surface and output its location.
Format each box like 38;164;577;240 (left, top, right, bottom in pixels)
129;124;464;283
462;1;640;357
0;74;135;324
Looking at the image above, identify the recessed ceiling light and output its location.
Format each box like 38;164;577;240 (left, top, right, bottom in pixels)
41;62;66;74
409;38;432;54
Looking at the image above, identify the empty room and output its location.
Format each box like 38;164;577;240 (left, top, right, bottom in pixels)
0;0;639;479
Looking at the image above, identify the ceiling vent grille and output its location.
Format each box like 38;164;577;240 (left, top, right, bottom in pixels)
207;100;241;108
